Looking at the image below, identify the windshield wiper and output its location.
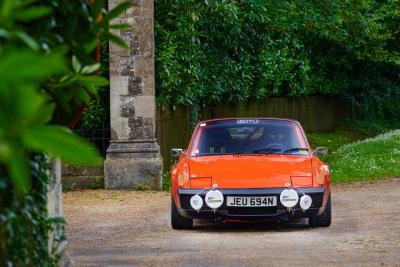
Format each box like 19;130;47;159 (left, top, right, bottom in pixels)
233;151;276;155
250;148;282;154
233;147;309;155
233;151;249;155
282;147;309;154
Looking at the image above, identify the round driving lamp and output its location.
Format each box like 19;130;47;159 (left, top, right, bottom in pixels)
299;195;312;210
190;195;203;212
205;190;224;210
279;189;299;208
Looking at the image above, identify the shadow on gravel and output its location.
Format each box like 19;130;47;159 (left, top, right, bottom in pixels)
193;218;312;233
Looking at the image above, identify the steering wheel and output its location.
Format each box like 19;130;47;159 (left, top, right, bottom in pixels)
262;143;287;151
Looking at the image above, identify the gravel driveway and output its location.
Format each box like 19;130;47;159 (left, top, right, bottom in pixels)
64;179;400;266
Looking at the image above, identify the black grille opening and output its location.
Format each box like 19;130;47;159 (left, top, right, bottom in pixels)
228;207;277;215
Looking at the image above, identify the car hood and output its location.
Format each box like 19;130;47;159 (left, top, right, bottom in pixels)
188;155;312;188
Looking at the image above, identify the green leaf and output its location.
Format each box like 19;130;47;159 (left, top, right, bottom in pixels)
80;89;91;103
0;143;11;162
51;44;69;55
92;0;105;18
14;31;39;50
33;103;56;125
108;33;129;48
23;125;102;166
16;84;47;123
14;6;52;21
81;63;100;74
0;0;13;19
109;23;131;30
85;83;98;94
72;55;82;73
0;51;65;84
84;38;98;53
0;28;9;38
103;1;132;22
59;75;70;84
78;75;109;87
15;0;36;9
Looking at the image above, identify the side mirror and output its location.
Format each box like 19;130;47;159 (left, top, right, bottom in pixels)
171;148;183;157
314;147;328;156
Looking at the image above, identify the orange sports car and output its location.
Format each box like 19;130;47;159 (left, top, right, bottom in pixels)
170;118;331;229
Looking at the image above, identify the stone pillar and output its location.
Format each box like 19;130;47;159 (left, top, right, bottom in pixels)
47;159;74;266
104;0;162;190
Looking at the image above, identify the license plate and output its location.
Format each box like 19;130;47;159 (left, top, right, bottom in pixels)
226;196;277;207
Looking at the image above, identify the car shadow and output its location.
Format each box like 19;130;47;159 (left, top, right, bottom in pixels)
193;218;312;233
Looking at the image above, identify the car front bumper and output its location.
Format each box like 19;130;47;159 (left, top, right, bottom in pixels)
177;187;326;221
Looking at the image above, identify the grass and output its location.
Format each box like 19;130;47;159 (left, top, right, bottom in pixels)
307;120;388;153
162;170;172;191
328;130;400;183
89;177;104;189
308;129;368;152
135;183;152;191
308;122;400;183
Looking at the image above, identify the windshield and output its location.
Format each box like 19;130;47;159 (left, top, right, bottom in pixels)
190;119;309;157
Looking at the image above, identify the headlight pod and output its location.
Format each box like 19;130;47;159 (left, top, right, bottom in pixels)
280;189;299;208
190;195;203;212
205;190;224;210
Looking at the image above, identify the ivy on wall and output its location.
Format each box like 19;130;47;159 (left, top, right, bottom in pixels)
0;154;62;266
155;0;400;123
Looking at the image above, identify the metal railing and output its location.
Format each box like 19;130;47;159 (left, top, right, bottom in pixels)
74;128;110;156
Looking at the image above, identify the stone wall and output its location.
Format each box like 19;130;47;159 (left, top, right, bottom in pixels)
62;163;104;190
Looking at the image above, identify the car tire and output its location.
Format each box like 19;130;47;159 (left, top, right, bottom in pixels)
309;193;331;227
171;196;193;229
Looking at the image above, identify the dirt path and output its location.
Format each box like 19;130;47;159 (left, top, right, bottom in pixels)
64;179;400;267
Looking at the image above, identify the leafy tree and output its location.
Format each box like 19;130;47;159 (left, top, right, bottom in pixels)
155;0;400;123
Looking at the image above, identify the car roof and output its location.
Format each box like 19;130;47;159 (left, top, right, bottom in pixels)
198;118;301;124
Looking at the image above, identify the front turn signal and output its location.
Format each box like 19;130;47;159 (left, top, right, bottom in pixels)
178;164;189;187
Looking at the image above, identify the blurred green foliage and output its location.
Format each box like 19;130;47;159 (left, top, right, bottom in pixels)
155;0;400;123
0;0;131;265
0;0;132;194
